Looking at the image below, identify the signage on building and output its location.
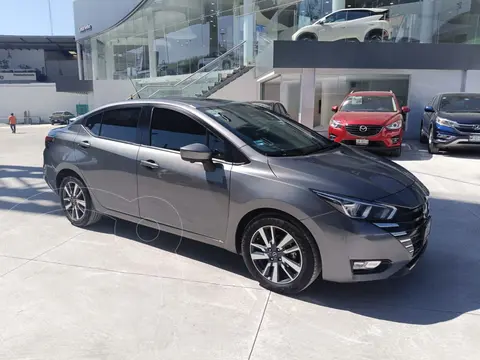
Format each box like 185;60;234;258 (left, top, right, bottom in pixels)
79;24;93;33
0;72;37;81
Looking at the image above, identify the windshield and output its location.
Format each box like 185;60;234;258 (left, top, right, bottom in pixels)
340;95;397;112
200;103;337;157
439;95;480;112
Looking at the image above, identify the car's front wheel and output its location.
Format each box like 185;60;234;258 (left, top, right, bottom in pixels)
297;33;317;41
60;176;102;227
241;215;321;294
419;121;428;144
428;127;440;154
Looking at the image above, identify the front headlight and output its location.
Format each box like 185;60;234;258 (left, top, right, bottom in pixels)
386;119;402;130
312;190;397;221
329;119;343;129
436;117;458;127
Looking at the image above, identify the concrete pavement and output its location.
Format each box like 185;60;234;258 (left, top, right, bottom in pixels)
0;126;479;359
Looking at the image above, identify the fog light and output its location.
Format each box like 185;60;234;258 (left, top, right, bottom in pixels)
352;261;382;270
392;137;400;144
329;134;336;140
436;133;455;140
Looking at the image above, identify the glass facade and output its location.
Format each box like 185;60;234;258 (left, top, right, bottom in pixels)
78;0;480;82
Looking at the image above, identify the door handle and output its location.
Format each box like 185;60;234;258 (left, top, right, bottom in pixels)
140;159;159;169
78;140;91;148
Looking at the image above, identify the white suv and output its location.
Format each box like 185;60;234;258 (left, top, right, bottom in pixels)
292;8;392;42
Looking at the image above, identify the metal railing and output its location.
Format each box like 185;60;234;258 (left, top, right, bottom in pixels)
131;40;246;99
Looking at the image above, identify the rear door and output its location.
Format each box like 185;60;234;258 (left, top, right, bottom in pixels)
136;106;232;242
74;105;145;217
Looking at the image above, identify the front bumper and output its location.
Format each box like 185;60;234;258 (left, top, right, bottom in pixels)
302;209;430;283
329;126;402;151
433;125;480;149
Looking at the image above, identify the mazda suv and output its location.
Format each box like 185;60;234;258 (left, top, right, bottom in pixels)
43;98;431;294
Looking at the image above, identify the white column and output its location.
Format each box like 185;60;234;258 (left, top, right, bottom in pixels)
243;0;255;66
105;42;115;80
147;10;158;78
420;0;435;43
76;42;84;80
91;39;99;80
332;0;346;12
298;68;316;129
320;78;349;127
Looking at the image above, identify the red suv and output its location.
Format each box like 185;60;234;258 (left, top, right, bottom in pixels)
328;91;410;157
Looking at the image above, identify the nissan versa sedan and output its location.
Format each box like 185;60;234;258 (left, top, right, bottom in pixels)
43;98;431;294
420;92;480;154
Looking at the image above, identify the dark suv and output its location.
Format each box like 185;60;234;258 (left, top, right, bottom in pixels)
43;98;431;294
50;111;76;125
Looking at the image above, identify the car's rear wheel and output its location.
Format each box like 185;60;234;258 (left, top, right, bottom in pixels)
428;127;440;154
60;176;102;227
241;216;321;294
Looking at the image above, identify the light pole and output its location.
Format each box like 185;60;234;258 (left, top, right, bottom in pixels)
47;0;54;35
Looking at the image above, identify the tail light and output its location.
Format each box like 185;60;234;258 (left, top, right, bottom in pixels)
45;135;55;148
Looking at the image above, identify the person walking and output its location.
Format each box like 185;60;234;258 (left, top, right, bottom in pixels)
8;113;17;134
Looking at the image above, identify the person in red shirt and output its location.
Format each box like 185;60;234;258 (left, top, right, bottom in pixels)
8;113;16;134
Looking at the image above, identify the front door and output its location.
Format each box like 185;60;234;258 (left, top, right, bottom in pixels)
74;106;143;217
136;107;231;241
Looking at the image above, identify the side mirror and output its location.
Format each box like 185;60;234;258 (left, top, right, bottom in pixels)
401;106;410;113
331;105;339;113
180;143;212;163
424;106;435;113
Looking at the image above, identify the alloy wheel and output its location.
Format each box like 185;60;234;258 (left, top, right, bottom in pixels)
63;181;87;221
249;225;303;284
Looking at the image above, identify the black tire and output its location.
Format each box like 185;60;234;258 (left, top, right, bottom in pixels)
419;121;428;144
391;147;402;157
428;127;440;154
365;30;386;42
241;215;322;294
51;121;55;125
59;176;102;227
298;33;317;41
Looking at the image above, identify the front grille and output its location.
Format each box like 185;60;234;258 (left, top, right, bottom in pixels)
374;200;430;256
346;125;382;137
454;124;480;133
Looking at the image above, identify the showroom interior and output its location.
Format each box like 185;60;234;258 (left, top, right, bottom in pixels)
73;0;480;138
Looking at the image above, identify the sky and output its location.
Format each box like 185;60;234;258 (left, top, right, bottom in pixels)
0;0;75;36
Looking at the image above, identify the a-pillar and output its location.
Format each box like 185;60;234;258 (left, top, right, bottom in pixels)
76;42;84;80
298;68;316;129
243;0;255;66
91;38;99;80
332;0;346;12
147;10;158;78
420;0;435;43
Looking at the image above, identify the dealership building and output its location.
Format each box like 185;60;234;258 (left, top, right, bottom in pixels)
73;0;480;138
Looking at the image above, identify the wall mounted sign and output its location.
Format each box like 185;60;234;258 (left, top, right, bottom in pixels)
79;24;93;33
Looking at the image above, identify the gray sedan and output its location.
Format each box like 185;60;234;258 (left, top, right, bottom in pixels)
43;98;431;294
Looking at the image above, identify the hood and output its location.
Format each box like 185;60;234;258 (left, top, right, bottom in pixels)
438;111;480;124
268;145;416;201
332;111;399;125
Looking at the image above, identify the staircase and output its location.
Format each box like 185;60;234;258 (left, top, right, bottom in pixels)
133;41;248;100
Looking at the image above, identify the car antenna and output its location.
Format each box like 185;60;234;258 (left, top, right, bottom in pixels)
127;75;141;100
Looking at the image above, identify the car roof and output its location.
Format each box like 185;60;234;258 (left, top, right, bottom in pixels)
436;92;480;97
247;100;278;105
341;8;388;12
348;91;394;97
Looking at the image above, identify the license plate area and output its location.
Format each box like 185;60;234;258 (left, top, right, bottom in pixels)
355;139;369;146
469;135;480;142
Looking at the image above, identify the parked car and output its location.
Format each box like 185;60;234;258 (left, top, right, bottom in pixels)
328;90;410;157
43;98;430;294
246;100;292;118
50;111;76;125
420;93;480;154
292;8;392;42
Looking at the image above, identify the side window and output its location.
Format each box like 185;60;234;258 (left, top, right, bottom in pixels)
347;10;373;21
100;107;141;143
150;108;206;150
84;113;103;136
207;131;226;160
325;10;347;23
